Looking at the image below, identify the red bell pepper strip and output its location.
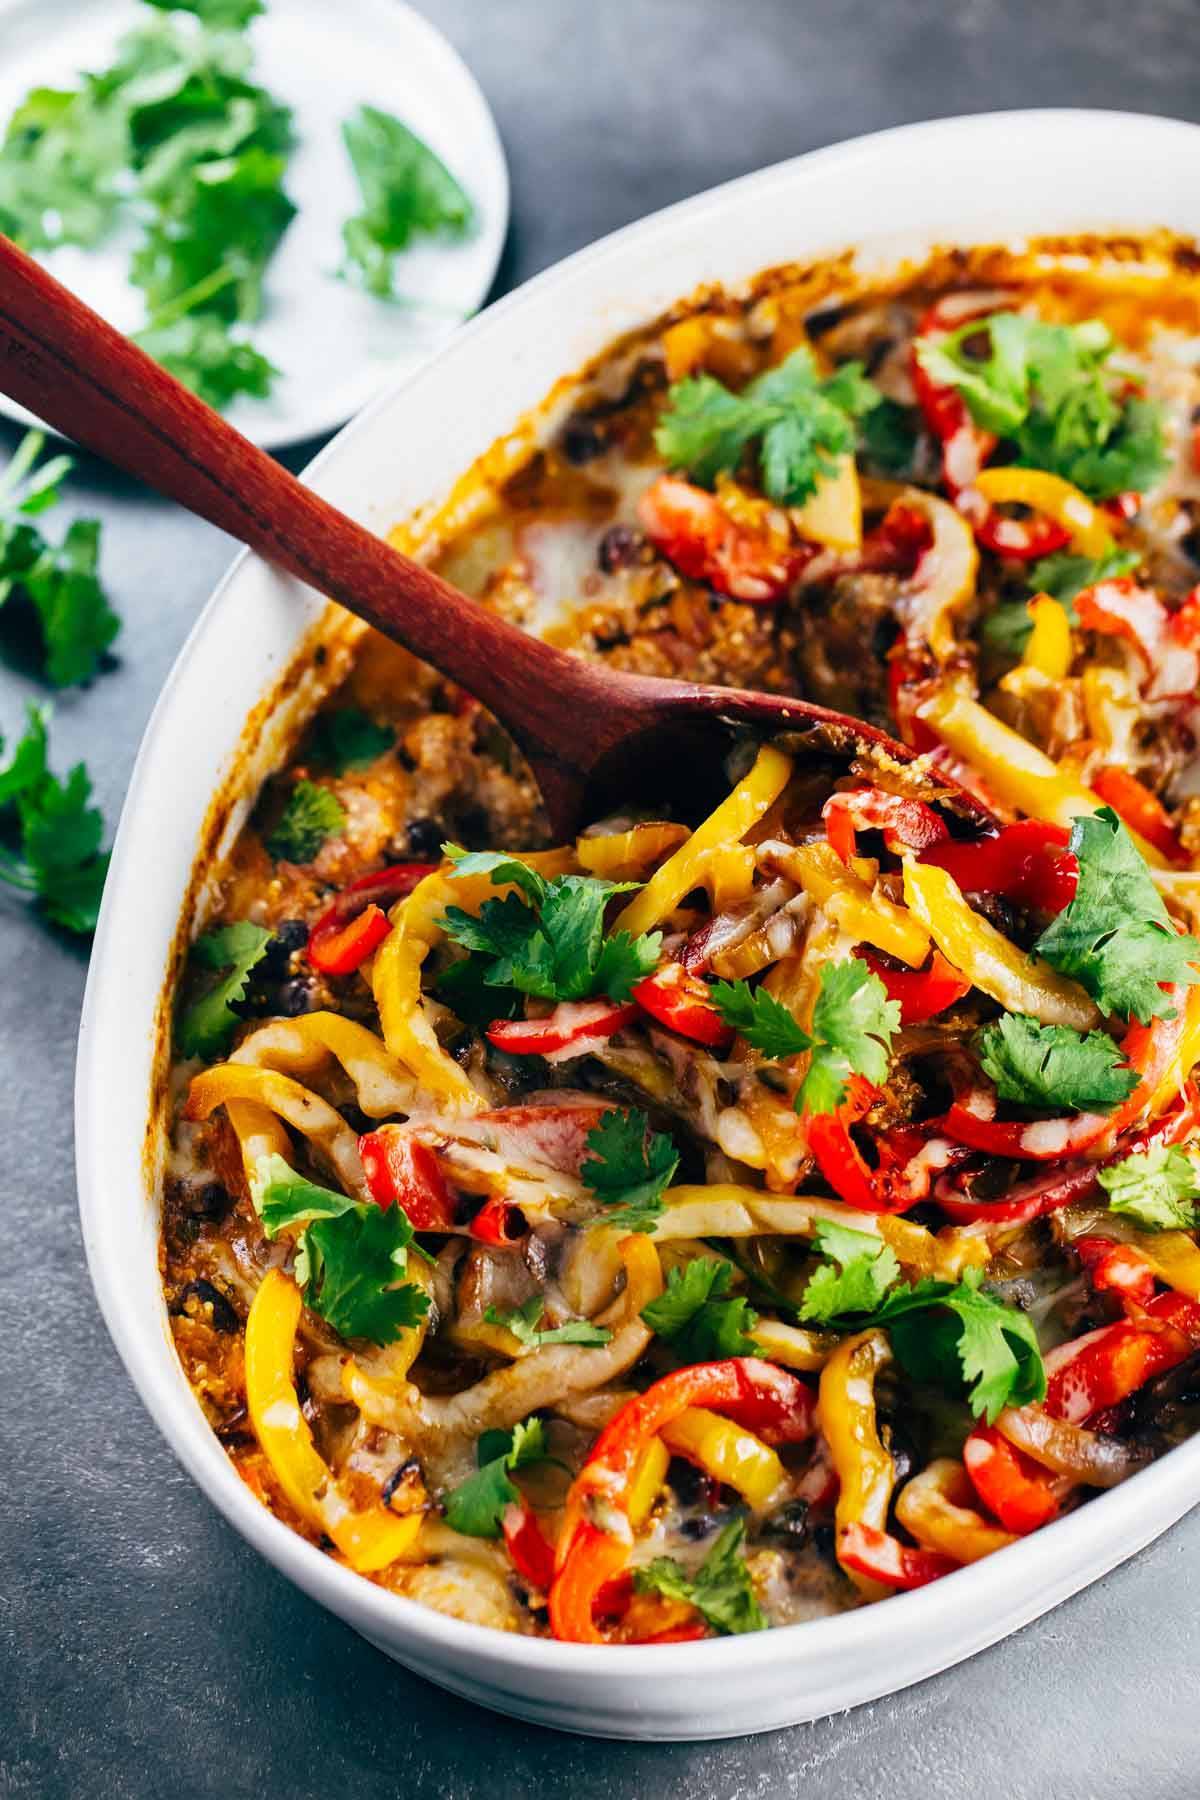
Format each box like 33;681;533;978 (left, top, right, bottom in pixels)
1074;1237;1157;1308
972;508;1072;561
962;1426;1063;1533
485;999;637;1058
637;473;812;603
549;1359;815;1643
308;862;438;975
836;501;931;577
1089;767;1189;867
1169;585;1200;648
1104;490;1141;523
1046;1290;1200;1424
501;1498;557;1590
631;962;734;1050
1075;579;1200;699
837;1522;959;1590
469;1196;528;1246
859;949;971;1024
358;1131;457;1230
822;787;949;865
918;820;1077;915
805;1079;969;1212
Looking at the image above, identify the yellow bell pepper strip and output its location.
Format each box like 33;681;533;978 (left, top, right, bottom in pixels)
224;1098;291;1183
1021;594;1074;680
790;453;863;552
819;1327;896;1599
1132;1230;1200;1302
918;685;1167;866
894;1457;1016;1563
576;822;689;881
660;1406;789;1509
901;858;1100;1030
765;839;931;968
750;1317;837;1373
627;1436;671;1527
974;467;1114;559
232;1010;415;1117
614;745;792;939
244;1269;423;1573
184;1063;365;1194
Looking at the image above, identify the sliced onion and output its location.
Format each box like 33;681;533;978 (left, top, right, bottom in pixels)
994;1405;1152;1488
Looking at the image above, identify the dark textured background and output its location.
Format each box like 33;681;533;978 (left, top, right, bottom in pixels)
5;2;1200;1794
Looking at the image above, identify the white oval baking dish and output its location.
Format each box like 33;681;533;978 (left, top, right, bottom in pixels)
76;108;1200;1741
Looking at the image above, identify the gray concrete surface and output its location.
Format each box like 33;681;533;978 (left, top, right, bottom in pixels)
4;1;1200;1794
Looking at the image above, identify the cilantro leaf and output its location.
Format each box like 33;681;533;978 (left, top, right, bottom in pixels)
266;780;346;863
433;953;523;1028
974;1013;1138;1112
294;1202;428;1343
799;958;900;1115
859;397;921;477
1034;808;1200;1023
1097;1144;1200;1231
641;1257;759;1358
635;1518;766;1636
442;1418;548;1539
709;980;812;1059
440;851;660;1004
248;1152;357;1236
654;347;881;507
136;314;279;407
581;1108;679;1232
143;0;265;24
0;81;128;252
914;312;1167;500
0;703;110;934
797;1218;901;1323
981;545;1141;658
309;707;394;773
871;1269;1046;1423
340;105;475;300
177;918;272;1056
132;145;296;325
484;1296;612;1349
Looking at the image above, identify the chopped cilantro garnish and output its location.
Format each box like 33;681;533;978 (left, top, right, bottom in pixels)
483;1296;612;1349
635;1518;766;1636
914;312;1167;501
654;347;882;506
143;0;265;24
266;780;346;863
1034;808;1200;1023
439;843;661;1003
177;919;272;1056
1097;1144;1200;1232
797;1218;900;1323
859;397;921;477
249;1153;429;1345
981;545;1141;658
974;1014;1138;1113
641;1257;759;1358
581;1108;679;1232
0;703;110;934
309;707;394;773
136;314;279;408
711;958;899;1115
442;1418;548;1539
340;105;475;300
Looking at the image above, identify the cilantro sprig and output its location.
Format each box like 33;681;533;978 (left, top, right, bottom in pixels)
440;844;661;1004
340;105;475;301
635;1518;766;1636
654;347;882;507
975;1013;1138;1113
581;1108;679;1233
641;1258;759;1359
797;1219;900;1322
250;1153;429;1344
710;957;900;1115
309;707;394;774
1034;808;1200;1023
1097;1145;1200;1232
266;780;346;863
442;1419;548;1539
981;544;1141;659
176;919;272;1056
483;1297;612;1350
914;312;1168;500
0;703;110;934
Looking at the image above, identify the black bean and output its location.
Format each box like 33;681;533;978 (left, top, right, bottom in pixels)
407;817;447;860
260;919;308;976
276;978;318;1017
188;1182;232;1221
760;1499;811;1547
597;523;645;573
562;413;608;464
175;1279;239;1334
812;1524;838;1566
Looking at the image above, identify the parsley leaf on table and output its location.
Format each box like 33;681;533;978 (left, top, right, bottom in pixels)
0;80;129;252
308;707;394;774
797;1218;900;1323
176;919;272;1056
640;1257;759;1359
340;105;475;301
711;959;899;1116
581;1108;679;1233
135;313;280;407
483;1296;612;1349
914;312;1168;500
143;0;266;28
635;1518;766;1636
1097;1145;1200;1232
132;145;296;325
439;843;661;1003
0;703;110;934
1034;808;1200;1023
266;780;346;863
443;1418;548;1539
654;346;882;507
974;1013;1139;1113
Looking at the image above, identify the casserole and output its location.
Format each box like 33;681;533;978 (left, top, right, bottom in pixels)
77;108;1200;1738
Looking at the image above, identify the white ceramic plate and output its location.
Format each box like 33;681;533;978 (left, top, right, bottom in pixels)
0;0;508;447
76;109;1200;1741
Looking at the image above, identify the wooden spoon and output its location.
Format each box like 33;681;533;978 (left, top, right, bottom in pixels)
0;235;939;837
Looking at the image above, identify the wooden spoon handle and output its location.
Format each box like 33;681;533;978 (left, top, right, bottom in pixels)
0;234;594;758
